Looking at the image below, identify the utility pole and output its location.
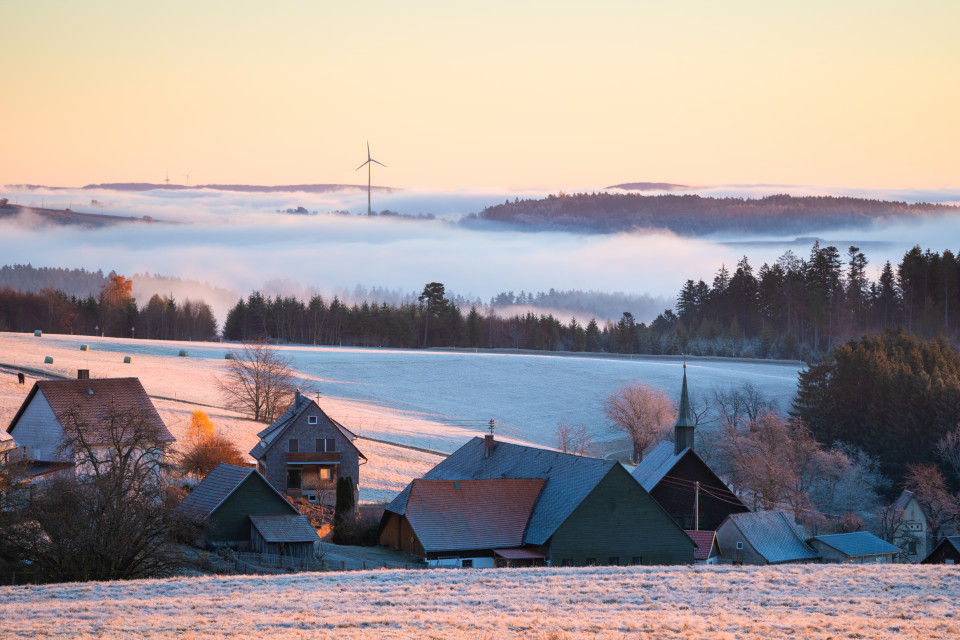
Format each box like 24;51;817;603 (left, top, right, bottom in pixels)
694;481;700;531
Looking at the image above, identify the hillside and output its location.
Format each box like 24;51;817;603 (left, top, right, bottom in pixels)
0;564;955;638
7;182;397;194
465;192;960;236
0;202;161;228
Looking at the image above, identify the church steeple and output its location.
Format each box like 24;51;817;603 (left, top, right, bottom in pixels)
675;363;695;454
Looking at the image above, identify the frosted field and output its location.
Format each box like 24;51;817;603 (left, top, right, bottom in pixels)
0;564;957;639
1;332;802;453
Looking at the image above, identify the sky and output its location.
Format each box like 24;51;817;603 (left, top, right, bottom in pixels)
3;1;959;192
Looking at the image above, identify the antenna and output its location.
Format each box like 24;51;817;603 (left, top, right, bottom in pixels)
165;170;170;185
355;141;387;216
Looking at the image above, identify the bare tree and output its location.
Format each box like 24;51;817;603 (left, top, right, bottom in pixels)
937;424;960;484
219;339;297;422
713;382;775;431
555;421;593;456
905;463;960;540
603;384;675;462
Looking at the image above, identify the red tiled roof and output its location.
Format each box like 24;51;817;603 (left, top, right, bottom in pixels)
685;530;718;561
10;378;174;445
405;478;545;553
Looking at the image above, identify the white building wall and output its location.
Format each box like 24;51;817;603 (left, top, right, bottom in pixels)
8;391;68;462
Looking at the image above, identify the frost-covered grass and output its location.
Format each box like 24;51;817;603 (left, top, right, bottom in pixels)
0;332;802;452
0;564;957;639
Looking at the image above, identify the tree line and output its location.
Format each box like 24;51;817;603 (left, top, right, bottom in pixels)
0;274;217;341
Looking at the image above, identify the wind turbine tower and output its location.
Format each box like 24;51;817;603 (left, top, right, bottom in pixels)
355;142;387;216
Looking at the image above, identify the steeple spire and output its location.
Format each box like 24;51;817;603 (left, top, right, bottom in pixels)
675;362;695;454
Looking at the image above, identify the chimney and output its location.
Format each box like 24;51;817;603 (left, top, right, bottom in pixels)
484;419;496;459
295;388;301;408
675;364;695;455
77;369;90;380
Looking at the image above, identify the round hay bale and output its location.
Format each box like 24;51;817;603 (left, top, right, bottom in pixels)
80;344;89;351
178;349;189;357
224;353;234;359
43;356;54;364
123;356;132;364
34;330;42;337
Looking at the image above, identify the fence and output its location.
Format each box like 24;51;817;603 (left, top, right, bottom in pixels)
200;550;424;575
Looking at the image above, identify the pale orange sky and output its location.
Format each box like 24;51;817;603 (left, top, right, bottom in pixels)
2;1;958;191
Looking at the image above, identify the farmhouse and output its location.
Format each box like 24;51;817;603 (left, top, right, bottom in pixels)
176;462;308;546
922;536;960;565
5;376;174;474
381;434;695;567
631;365;749;531
807;531;902;564
891;489;928;561
250;390;365;508
716;510;820;565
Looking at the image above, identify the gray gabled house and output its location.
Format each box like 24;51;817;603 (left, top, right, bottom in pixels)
250;391;365;508
808;531;901;563
716;510;820;565
381;434;695;567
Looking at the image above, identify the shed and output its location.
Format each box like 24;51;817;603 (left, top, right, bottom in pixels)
716;511;820;565
808;532;901;564
175;463;300;545
922;536;960;565
249;514;321;560
686;530;721;564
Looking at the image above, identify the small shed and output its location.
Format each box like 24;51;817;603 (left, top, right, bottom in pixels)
808;532;901;564
922;536;960;565
249;514;321;560
686;530;721;564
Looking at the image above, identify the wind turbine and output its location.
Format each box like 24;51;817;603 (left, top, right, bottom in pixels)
355;142;386;216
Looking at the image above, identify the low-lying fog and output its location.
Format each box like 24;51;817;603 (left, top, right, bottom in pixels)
3;184;959;326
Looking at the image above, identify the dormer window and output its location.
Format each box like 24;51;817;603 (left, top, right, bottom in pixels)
308;416;318;425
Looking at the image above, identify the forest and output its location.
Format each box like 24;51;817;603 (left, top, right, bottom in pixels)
464;192;959;236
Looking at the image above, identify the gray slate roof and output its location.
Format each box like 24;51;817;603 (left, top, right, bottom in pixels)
810;531;901;557
250;395;364;460
249;514;321;543
631;441;687;492
385;437;618;546
175;462;296;521
726;510;820;564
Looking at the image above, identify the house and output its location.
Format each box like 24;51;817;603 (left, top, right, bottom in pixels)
716;510;820;565
0;429;16;463
249;515;321;560
250;390;365;508
631;365;749;530
381;478;546;568
175;462;307;546
890;489;928;561
808;532;902;564
921;536;960;565
686;529;721;564
6;376;174;475
381;434;695;567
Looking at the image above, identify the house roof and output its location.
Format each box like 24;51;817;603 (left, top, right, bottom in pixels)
924;536;960;562
685;530;719;561
725;511;820;564
893;489;918;512
250;395;365;461
631;441;687;492
810;532;901;557
385;437;619;546
249;514;321;543
404;478;545;553
175;463;297;521
7;378;174;445
0;428;14;451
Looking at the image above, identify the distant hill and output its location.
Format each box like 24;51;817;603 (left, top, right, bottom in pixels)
464;192;960;236
605;182;692;191
0;201;161;228
8;183;398;194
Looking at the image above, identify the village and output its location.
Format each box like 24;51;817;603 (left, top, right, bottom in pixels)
2;332;956;587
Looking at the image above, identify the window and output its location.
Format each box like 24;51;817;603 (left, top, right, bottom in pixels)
736;542;744;550
316;439;324;452
460;559;473;568
286;468;302;490
326;438;336;452
289;439;299;453
319;467;333;481
308;416;318;425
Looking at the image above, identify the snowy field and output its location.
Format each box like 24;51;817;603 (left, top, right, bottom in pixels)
0;332;802;453
0;564;957;639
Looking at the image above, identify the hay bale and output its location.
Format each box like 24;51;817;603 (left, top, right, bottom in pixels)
43;356;54;364
123;356;132;364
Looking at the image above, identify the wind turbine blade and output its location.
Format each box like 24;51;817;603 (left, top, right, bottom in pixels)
367;141;372;161
371;159;387;168
355;160;371;171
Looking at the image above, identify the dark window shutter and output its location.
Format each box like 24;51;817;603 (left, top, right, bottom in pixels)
326;438;336;452
316;438;324;452
289;439;298;453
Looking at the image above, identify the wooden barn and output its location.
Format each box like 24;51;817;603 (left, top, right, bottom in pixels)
175;463;303;545
381;434;694;567
922;536;960;565
808;532;902;564
631;365;749;531
249;514;321;560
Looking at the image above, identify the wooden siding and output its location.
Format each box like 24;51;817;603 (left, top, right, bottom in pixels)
649;452;748;531
808;539;894;564
205;475;298;543
249;528;317;560
548;466;694;566
7;391;68;462
380;512;426;557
